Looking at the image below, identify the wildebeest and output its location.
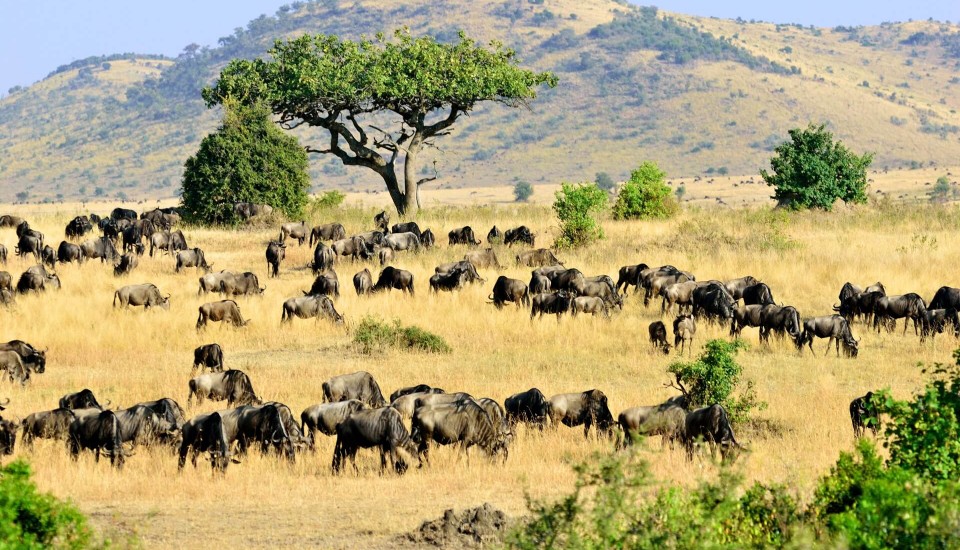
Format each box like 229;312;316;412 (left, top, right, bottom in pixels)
79;236;119;263
758;304;802;343
742;282;775;306
266;241;286;278
835;291;885;325
281;294;343;324
0;351;29;385
673;314;696;355
390;222;422;238
730;304;767;339
0;244;5;265
648;321;670;353
618;395;688;448
661;280;699;315
374;210;390;232
487;226;503;244
464;248;501;270
644;266;695;307
683;404;741;462
149;230;188;257
322;371;386;408
121;225;143;254
20;408;77;447
929;286;960;311
798;315;859;357
429;268;471;293
198;270;235;295
312;242;335;275
448;226;481;246
0;340;46;375
114;405;177;446
60;389;106;410
234;202;273;220
0;271;10;293
135;398;187;431
373;266;415;295
412;400;507;463
220;272;264;297
65;216;94;239
310;223;347;246
188;370;260;406
0;215;24;228
175;247;212;273
375;246;394;266
40;245;57;269
301;400;367;443
435;261;484;283
57;242;85;265
332;236;371;261
68;410;125;468
547;390;615;438
571;296;609;318
353;268;373;296
531;291;573;319
16;268;60;294
504;388;551;430
919;308;960;342
850;392;880;438
691;282;734;323
113;253;138;276
113;283;170;310
724;276;759;301
308;271;340;298
232;403;296;460
15;234;42;262
529;272;551;295
196;300;249;330
873;293;927;334
332;407;419;475
420;229;435;248
571;278;623;310
389;385;445;403
193;343;224;373
279;221;309;245
489;276;530;309
111;207;138;221
178;412;232;472
504;226;535;247
516;248;563;268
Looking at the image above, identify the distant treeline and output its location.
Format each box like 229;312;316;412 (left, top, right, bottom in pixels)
47;53;170;79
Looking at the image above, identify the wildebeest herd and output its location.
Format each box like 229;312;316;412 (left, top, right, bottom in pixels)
0;205;949;473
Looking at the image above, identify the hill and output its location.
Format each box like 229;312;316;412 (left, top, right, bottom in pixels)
1;0;959;203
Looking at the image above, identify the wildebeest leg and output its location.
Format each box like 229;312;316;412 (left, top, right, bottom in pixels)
94;448;101;463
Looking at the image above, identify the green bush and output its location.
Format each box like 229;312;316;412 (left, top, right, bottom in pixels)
0;460;94;549
667;339;766;424
306;190;346;218
594;171;615;191
553;182;607;249
513;181;534;202
611;161;678;220
353;317;451;354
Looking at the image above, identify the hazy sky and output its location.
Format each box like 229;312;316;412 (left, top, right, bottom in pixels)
2;0;958;96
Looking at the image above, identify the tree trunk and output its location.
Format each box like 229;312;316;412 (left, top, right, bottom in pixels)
403;151;419;216
380;168;407;216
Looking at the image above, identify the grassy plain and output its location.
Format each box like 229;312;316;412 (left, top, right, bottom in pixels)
1;184;959;547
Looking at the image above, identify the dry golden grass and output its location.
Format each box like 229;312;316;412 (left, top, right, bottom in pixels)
0;195;958;547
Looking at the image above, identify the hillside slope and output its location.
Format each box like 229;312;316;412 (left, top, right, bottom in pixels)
0;0;958;203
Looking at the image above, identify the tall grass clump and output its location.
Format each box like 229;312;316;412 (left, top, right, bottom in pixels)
353;316;451;354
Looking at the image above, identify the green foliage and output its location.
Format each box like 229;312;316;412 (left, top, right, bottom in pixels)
929;175;956;203
552;182;607;249
675;184;686;200
611;161;678;220
594;171;615;191
761;123;874;210
667;339;765;423
353;316;451;354
0;460;94;549
180;100;310;225
513;181;534;202
312;190;346;210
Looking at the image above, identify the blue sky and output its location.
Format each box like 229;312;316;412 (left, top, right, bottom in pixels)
2;0;958;96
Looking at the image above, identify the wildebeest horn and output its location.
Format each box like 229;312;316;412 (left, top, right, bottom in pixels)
0;398;10;407
104;400;112;408
832;303;841;311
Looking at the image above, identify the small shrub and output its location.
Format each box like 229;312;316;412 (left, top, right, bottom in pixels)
0;460;94;549
309;190;345;213
594;171;615;191
612;161;678;220
513;181;534;202
667;339;766;424
553;182;607;249
353;317;451;354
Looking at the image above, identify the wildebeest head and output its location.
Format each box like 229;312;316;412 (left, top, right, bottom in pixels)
584;389;615;434
0;417;17;455
160;294;171;310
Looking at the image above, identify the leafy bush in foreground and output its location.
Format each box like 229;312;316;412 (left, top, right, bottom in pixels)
0;460;94;549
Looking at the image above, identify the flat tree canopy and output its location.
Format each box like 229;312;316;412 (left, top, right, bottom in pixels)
202;29;558;216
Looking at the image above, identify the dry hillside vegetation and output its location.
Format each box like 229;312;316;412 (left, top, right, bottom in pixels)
0;0;958;201
0;198;956;547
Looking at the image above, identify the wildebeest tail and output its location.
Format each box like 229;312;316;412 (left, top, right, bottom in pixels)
112;290;119;307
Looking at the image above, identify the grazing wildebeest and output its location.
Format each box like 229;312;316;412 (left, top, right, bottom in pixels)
730;304;767;339
547;390;615;438
16;269;60;294
644;267;694;307
429;268;470;293
390;222;421;238
504;226;535;247
531;291;573;320
60;389;106;410
232;403;296;460
114;405;177;446
198;271;235;295
376;246;394;266
374;210;390;232
266;241;286;278
111;207;138;221
40;245;57;269
920;308;960;342
196;300;248;330
121;225;142;254
571;278;623;310
420;229;435;248
193;343;224;373
332;236;370;261
20;408;77;447
464;248;501;270
0;215;24;228
0;271;11;293
135;398;187;430
487;226;503;244
571;296;609;318
188;370;260;406
661;280;699;315
742;282;775;306
79;237;119;263
412;400;507;463
435;261;484;283
529;272;552;295
68;410;125;468
65;216;94;239
0;288;12;308
175;248;212;273
234;202;273;221
15;235;42;262
220;272;264;297
332;407;419;475
835;291;885;325
673;314;697;355
758;304;802;344
798;315;859;357
310;223;347;246
504;388;551;430
113;283;170;310
373;266;415;295
850;392;880;438
178;412;232;472
281;294;344;324
312;242;335;275
0;351;29;385
549;268;584;293
279;221;309;245
648;321;670;353
618;395;688;449
167;229;188;254
0;340;46;375
489;276;530;309
516;248;563;268
301;400;368;443
389;385;445;403
683;404;741;462
873;293;927;334
724;276;759;301
308;271;340;298
323;371;386;408
929;286;960;311
691;283;735;323
448;226;481;246
113;253;138;276
353;268;373;296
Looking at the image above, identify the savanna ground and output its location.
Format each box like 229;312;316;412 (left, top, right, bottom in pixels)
1;173;958;548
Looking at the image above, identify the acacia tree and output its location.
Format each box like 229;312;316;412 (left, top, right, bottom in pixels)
202;29;558;216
